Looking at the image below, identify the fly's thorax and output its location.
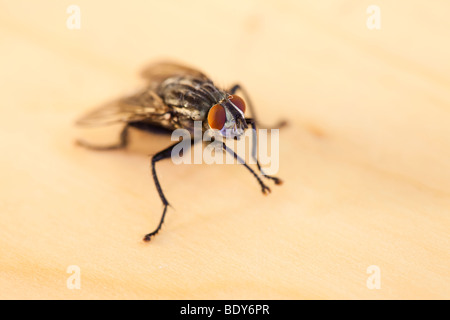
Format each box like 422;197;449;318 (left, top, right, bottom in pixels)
156;75;248;138
156;75;229;132
158;75;225;112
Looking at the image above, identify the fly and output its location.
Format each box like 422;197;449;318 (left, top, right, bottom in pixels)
76;62;284;241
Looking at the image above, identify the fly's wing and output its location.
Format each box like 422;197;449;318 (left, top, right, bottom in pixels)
140;61;210;88
76;88;169;127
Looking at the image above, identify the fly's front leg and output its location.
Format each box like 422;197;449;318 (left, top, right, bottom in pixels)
144;139;195;241
245;118;282;185
229;84;284;184
228;84;287;129
76;125;129;150
222;142;271;195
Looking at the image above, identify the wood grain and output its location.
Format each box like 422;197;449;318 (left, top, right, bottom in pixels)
0;0;448;299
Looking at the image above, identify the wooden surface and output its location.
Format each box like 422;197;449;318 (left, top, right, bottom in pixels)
0;0;449;299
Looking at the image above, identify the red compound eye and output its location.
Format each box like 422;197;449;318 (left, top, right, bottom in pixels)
208;104;226;130
229;95;246;114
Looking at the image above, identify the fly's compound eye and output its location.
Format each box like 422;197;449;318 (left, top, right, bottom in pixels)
229;95;246;114
208;104;226;130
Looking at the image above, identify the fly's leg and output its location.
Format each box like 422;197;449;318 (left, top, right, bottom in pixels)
144;143;174;241
245;118;282;185
228;84;287;129
144;139;195;241
228;84;283;185
222;142;271;195
76;125;129;150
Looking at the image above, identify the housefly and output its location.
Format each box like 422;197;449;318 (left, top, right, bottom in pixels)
76;62;283;241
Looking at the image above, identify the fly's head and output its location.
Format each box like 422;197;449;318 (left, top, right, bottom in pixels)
207;95;247;139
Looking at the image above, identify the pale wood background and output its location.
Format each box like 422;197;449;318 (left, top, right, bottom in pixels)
0;0;449;299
